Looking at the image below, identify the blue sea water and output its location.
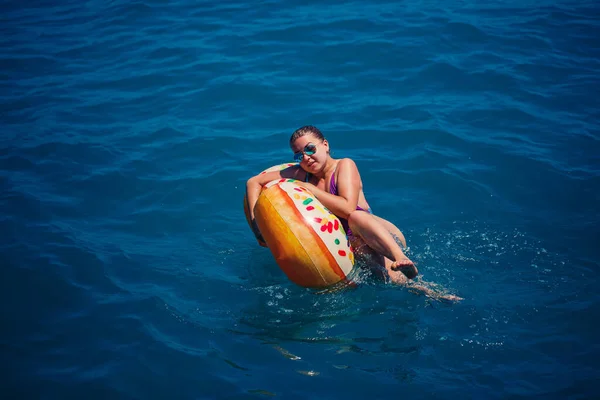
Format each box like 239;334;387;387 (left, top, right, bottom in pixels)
1;0;599;398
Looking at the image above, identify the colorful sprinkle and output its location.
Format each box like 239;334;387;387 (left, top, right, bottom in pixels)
334;239;340;245
306;206;314;211
338;250;346;256
334;220;339;230
302;198;313;205
314;217;322;223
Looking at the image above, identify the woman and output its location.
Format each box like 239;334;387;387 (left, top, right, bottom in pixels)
246;125;419;285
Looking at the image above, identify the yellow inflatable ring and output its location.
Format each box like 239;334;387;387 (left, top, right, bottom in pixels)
245;163;355;288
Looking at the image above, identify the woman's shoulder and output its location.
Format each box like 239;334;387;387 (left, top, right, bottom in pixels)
336;158;359;171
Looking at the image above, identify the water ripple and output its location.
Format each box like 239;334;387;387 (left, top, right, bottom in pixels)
2;0;599;398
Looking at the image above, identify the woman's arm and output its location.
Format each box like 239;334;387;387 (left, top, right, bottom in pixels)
297;158;362;219
246;166;301;220
246;168;295;243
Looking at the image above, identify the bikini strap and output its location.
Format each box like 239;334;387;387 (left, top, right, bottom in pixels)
328;164;339;195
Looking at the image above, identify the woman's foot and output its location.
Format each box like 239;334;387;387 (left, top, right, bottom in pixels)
390;255;418;279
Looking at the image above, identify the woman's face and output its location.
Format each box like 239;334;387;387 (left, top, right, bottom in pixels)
290;135;329;172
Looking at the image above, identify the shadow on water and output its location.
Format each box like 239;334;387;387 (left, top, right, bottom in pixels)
212;245;434;387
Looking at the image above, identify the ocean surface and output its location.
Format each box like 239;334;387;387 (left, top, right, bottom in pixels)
1;0;599;398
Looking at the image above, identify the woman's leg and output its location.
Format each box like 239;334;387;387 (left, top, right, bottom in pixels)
372;215;407;248
347;211;418;279
350;237;408;284
349;220;463;302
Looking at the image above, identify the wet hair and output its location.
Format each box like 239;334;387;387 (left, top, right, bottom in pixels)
289;125;325;144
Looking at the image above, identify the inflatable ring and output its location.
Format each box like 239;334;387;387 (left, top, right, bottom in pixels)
245;163;355;288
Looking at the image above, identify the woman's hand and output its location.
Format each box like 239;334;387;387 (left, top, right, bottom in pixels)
293;181;316;191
